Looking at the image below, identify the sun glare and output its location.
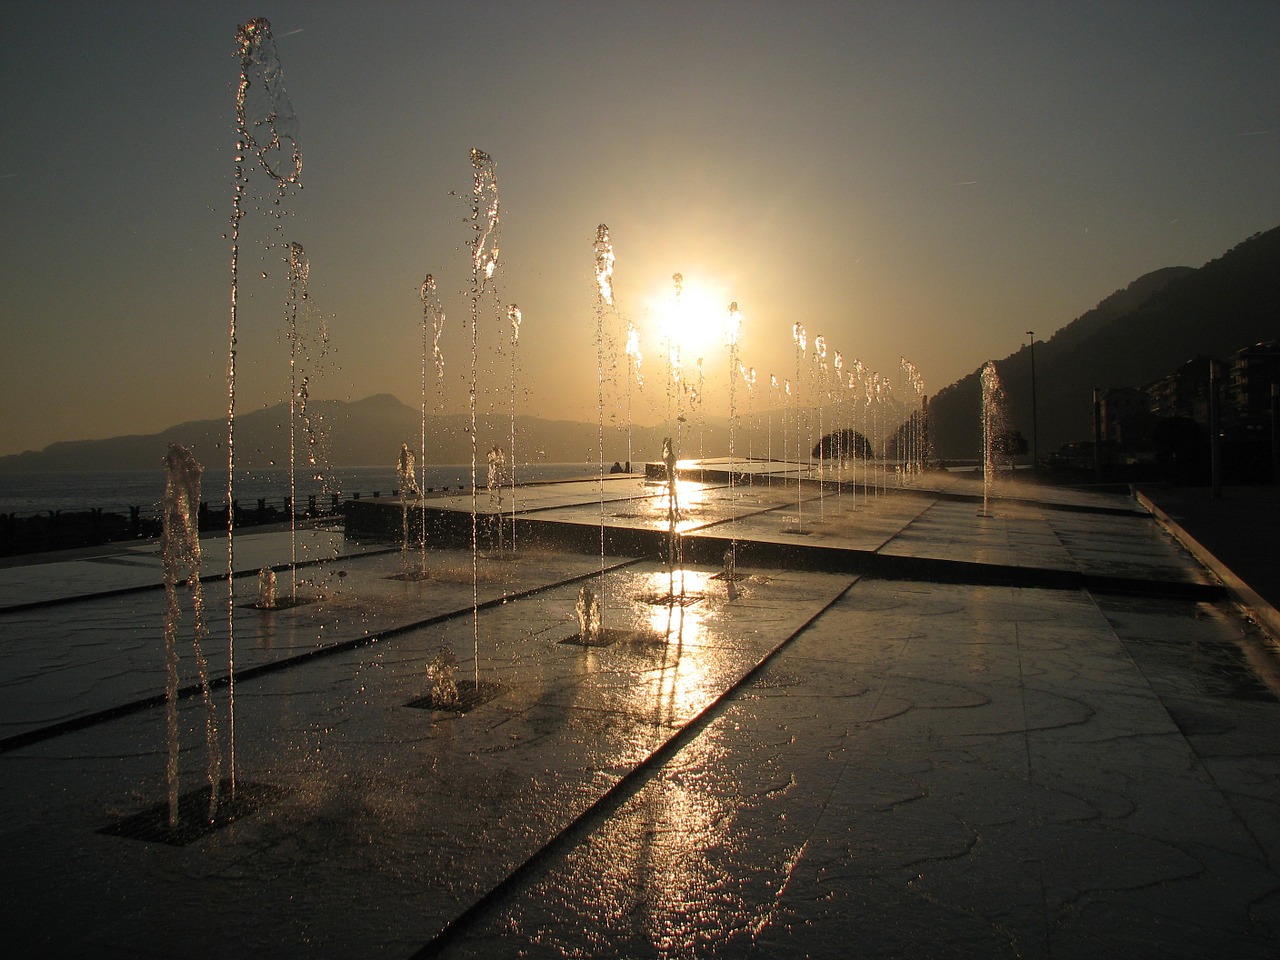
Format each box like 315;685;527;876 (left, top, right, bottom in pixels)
648;274;732;363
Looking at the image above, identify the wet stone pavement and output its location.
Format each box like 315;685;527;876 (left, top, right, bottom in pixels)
2;464;1278;958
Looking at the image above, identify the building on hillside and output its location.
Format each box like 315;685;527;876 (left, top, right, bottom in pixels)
1098;386;1155;451
1225;340;1280;425
1146;356;1214;424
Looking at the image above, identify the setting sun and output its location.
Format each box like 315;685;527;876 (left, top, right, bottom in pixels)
648;273;736;367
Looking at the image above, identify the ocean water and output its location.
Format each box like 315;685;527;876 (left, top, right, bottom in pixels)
0;463;605;519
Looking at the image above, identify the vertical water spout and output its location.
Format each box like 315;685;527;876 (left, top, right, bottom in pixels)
229;15;302;795
592;225;615;616
162;444;221;827
625;322;643;487
980;361;1005;517
576;583;602;645
398;443;420;574
791;322;806;527
725;301;742;552
420;275;446;574
468;147;500;689
506;304;521;550
662;436;681;596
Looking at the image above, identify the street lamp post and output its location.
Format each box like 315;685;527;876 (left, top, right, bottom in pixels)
1027;331;1038;472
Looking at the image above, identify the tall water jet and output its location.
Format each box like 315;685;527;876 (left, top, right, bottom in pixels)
900;357;926;480
769;374;780;483
845;366;862;502
161;444;221;828
468;147;500;689
229;16;302;792
592;225;615;608
420;274;446;569
832;351;846;502
625;322;643;480
724;302;742;554
667;274;686;443
283;241;309;599
743;365;757;472
791;322;807;528
506;304;521;549
812;335;828;519
980;360;1006;517
662;436;682;586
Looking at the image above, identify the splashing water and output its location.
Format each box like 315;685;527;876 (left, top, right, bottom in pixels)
662;436;682;580
235;19;302;187
427;647;460;708
575;583;602;645
486;445;506;552
161;444;221;828
421;275;447;394
594;223;615;307
398;443;421;575
256;566;277;610
470;148;500;285
723;547;739;601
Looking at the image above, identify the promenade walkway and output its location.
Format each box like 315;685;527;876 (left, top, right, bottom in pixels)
2;465;1277;958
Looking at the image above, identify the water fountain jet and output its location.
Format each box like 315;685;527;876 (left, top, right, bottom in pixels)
161;444;221;827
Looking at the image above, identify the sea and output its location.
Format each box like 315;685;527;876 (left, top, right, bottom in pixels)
0;463;606;520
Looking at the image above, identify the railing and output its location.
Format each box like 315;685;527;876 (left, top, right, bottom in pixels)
1;492;374;557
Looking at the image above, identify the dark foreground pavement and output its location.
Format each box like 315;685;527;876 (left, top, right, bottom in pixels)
3;468;1279;958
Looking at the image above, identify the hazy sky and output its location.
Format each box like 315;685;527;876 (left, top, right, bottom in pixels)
2;0;1276;458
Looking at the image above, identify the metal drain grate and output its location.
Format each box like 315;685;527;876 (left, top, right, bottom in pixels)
559;627;637;648
99;780;289;846
639;592;703;607
405;680;502;713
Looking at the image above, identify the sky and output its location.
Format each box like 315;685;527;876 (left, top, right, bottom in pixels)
1;0;1277;459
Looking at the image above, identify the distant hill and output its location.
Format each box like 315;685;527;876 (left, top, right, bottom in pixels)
929;226;1280;460
0;394;678;473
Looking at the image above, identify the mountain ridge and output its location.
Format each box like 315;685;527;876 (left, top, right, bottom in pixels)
928;226;1280;460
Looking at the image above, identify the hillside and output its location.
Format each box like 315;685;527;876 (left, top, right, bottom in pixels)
929;226;1280;460
0;394;680;473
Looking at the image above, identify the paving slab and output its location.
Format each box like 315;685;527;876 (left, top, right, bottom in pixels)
2;463;1278;958
431;580;1280;959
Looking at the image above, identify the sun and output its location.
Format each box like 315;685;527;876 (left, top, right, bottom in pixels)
648;273;735;365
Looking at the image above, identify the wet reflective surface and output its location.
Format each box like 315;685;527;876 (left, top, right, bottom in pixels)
2;468;1278;957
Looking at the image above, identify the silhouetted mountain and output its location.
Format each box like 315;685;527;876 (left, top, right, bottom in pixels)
929;226;1280;460
0;394;678;472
